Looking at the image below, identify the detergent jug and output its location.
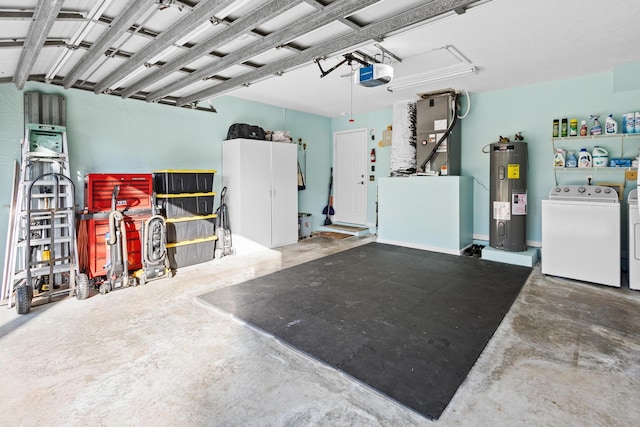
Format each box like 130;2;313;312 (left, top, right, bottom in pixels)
553;148;566;167
592;146;609;167
578;148;592;168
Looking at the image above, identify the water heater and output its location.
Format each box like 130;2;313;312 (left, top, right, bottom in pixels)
489;141;528;251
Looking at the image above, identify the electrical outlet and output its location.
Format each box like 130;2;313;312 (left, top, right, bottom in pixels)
626;170;638;181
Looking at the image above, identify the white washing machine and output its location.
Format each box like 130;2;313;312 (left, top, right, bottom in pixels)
628;188;640;290
541;185;620;287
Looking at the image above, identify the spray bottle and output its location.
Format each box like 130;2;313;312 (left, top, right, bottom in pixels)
590;115;602;135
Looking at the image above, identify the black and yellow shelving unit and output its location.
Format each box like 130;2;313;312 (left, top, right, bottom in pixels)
153;170;217;270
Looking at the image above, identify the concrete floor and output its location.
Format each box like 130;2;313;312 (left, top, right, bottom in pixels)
1;235;639;426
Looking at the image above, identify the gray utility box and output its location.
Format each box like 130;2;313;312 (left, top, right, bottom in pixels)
416;92;461;175
298;213;312;239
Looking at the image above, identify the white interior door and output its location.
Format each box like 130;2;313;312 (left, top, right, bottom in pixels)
333;128;367;225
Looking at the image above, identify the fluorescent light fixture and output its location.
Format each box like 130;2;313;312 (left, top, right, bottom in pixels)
387;65;476;91
444;44;470;64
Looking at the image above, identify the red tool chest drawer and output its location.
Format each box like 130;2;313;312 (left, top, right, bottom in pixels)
85;174;153;212
83;212;151;278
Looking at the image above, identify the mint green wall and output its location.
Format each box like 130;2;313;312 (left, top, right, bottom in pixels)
3;64;639;277
331;109;393;226
332;65;640;245
462;69;640;243
0;82;332;276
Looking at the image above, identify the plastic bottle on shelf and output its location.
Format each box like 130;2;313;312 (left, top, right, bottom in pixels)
553;119;559;137
580;120;588;136
592;146;609;167
569;119;578;136
589;115;602;135
566;151;578;168
561;118;568;137
623;113;635;134
554;148;566;167
578;148;592;167
605;114;617;134
635;112;640;134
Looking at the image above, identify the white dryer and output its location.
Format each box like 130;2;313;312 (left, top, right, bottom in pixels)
628;188;640;290
542;185;620;287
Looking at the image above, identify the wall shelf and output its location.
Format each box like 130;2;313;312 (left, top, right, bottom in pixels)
552;133;640;186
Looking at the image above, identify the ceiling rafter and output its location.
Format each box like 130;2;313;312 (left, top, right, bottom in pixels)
146;0;381;103
13;0;65;89
337;17;363;31
93;0;237;94
176;0;478;107
0;10;85;21
120;0;298;99
0;39;67;49
27;74;218;113
62;0;152;89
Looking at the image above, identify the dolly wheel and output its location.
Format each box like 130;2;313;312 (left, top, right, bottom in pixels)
139;274;146;286
15;285;32;315
99;283;109;295
75;273;90;300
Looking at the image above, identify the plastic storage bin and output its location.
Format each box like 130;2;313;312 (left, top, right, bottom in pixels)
165;214;216;243
153;170;215;194
166;236;216;269
156;193;216;218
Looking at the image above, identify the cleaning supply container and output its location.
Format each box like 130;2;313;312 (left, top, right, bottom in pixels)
592;146;609;167
624;113;635;134
566;151;578;168
605;115;618;134
554;148;566;167
578;148;592;167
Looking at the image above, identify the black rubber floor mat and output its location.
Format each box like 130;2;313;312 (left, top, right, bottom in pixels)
197;242;531;419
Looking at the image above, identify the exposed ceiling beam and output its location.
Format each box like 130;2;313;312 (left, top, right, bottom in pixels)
120;0;299;99
146;0;381;102
62;0;152;89
12;0;64;89
177;0;478;107
28;74;217;113
0;10;85;21
93;0;237;94
0;39;67;49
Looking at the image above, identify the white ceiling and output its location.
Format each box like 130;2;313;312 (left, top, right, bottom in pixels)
1;0;640;118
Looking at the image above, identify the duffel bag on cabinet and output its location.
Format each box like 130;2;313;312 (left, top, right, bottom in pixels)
226;123;266;140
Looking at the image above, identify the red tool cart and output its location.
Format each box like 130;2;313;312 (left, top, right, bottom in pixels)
78;174;153;288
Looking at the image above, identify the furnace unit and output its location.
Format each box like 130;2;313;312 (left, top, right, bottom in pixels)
415;92;461;175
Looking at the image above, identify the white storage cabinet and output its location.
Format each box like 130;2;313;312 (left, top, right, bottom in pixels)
222;138;298;248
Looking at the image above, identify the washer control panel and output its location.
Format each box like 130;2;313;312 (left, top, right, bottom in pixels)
548;185;619;202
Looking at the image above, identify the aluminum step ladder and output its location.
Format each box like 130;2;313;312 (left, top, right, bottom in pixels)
1;123;86;314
